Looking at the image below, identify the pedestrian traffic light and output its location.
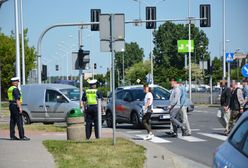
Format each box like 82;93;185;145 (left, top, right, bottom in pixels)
55;65;59;71
207;59;213;75
41;64;47;81
146;7;156;29
78;48;90;69
94;63;97;69
200;4;211;27
91;9;101;31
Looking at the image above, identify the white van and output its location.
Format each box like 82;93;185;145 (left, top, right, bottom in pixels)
21;84;80;124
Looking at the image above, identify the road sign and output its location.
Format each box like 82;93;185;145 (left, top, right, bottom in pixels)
241;64;248;77
226;53;234;62
177;40;194;53
235;52;247;60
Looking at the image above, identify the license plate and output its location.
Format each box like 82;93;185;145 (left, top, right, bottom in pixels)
160;114;170;119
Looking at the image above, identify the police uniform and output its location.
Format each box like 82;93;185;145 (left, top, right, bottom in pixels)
8;77;29;140
82;80;102;139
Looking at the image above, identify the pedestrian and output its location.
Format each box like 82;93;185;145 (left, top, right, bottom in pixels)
82;79;102;140
168;78;186;137
228;80;245;133
242;78;248;111
178;79;191;136
218;80;231;135
7;77;30;140
142;84;154;140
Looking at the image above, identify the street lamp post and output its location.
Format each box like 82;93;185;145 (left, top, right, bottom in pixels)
20;0;25;85
122;51;125;86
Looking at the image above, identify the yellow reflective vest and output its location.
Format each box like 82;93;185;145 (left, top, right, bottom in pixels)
7;86;22;103
86;89;97;105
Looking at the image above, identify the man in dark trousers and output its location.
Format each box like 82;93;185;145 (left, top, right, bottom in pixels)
82;79;102;139
7;77;30;140
219;80;231;135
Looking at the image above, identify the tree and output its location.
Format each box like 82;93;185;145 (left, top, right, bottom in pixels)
0;30;36;99
115;42;144;83
152;22;210;88
125;61;150;85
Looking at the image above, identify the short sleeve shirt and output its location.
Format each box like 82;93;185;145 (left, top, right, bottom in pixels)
144;92;153;107
13;88;21;101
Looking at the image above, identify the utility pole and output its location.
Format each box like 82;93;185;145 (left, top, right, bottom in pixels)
20;0;25;85
188;0;192;100
223;0;226;80
14;0;21;85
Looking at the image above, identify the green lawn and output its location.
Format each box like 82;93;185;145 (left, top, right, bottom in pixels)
0;123;66;132
43;138;145;168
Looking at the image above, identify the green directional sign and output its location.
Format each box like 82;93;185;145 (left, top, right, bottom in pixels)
177;40;194;53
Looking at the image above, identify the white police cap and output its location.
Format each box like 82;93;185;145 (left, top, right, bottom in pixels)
88;79;97;85
11;77;20;82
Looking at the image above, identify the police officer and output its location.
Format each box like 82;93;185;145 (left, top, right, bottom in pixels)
8;77;30;140
82;79;102;139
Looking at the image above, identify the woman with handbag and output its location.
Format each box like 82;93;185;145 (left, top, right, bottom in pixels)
142;84;154;140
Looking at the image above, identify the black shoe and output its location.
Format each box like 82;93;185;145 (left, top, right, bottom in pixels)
181;127;187;136
171;132;178;138
10;136;20;140
20;136;30;141
166;131;174;135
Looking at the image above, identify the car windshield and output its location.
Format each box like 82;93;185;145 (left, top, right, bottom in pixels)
60;88;80;101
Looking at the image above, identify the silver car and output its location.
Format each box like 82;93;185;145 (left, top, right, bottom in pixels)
213;111;248;168
105;85;194;128
21;84;80;124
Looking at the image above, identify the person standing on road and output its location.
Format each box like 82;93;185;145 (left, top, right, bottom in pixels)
142;84;154;140
82;79;102;140
219;80;231;135
228;80;245;133
178;79;191;136
7;77;30;140
168;79;186;137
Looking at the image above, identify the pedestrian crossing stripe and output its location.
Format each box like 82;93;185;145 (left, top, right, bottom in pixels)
177;134;206;142
126;131;143;133
212;128;225;131
197;133;227;141
135;134;171;143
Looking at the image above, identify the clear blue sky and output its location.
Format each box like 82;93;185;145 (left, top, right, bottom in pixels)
0;0;247;77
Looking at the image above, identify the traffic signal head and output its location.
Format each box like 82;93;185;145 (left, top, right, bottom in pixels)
94;63;97;69
41;64;47;81
146;7;156;29
55;65;59;71
78;49;90;69
91;9;101;31
200;4;211;27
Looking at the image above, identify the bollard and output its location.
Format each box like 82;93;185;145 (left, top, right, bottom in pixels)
66;108;85;141
97;99;102;138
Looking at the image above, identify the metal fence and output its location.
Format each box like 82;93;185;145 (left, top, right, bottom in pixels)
191;92;220;104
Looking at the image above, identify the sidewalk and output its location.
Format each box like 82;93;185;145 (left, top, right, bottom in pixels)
0;128;209;168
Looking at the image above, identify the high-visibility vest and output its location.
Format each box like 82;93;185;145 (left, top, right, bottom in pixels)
7;86;22;103
86;89;97;105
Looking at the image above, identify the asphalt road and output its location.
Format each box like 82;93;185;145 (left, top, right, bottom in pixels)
113;106;224;167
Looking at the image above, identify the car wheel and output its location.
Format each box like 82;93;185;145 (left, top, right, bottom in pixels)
22;112;31;125
131;112;141;128
106;111;113;128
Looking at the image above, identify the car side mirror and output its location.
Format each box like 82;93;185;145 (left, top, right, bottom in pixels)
57;95;65;103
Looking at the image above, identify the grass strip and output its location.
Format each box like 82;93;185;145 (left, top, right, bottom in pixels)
0;123;66;132
43;138;145;168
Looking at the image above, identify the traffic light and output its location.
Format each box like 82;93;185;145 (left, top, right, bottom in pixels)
78;48;90;69
200;4;211;27
207;59;213;75
91;9;101;31
146;7;156;29
94;63;97;69
55;65;59;71
41;64;47;81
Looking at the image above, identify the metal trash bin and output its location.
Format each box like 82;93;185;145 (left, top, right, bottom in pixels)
66;108;85;141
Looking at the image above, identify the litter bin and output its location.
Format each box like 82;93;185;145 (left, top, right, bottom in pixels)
66;108;85;141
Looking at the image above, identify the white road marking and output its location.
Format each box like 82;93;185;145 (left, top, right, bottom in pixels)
190;129;201;131
177;134;206;142
194;110;208;113
198;133;227;141
136;134;171;143
126;130;142;134
212;128;225;131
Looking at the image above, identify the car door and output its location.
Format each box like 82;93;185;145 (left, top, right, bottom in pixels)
115;90;125;121
121;91;133;120
44;89;69;121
